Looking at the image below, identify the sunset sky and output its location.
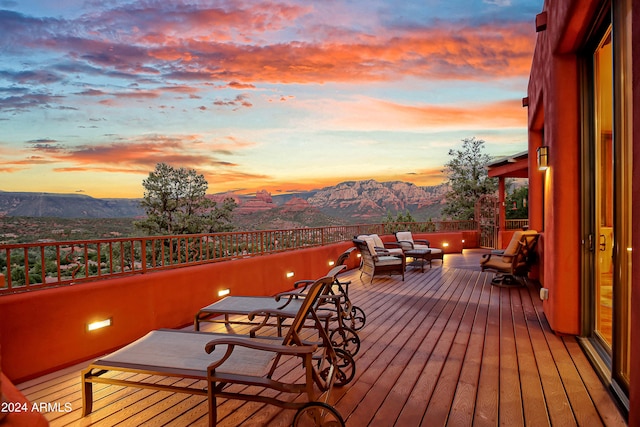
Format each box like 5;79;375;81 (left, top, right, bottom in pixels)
0;0;542;198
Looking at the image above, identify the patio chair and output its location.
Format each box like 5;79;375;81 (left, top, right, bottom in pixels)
480;232;540;287
82;275;352;426
353;238;405;283
355;233;404;256
394;231;444;264
195;264;361;356
288;247;366;332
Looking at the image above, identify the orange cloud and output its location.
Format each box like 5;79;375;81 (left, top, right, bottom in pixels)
326;97;527;131
22;134;254;175
148;22;535;84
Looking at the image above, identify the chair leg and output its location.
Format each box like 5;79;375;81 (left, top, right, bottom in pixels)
81;370;93;416
208;381;218;426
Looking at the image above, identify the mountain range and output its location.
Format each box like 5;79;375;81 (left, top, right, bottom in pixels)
0;180;448;226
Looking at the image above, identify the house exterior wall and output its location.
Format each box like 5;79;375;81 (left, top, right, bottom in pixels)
528;0;639;422
527;0;589;337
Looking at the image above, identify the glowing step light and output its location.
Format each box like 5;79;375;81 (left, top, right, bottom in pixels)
87;318;112;331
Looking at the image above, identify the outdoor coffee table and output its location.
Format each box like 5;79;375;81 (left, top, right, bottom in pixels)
405;249;432;272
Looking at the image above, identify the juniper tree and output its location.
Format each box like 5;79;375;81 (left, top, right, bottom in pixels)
442;137;498;221
135;163;236;235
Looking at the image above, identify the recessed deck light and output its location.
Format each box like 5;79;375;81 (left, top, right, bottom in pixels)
87;318;112;331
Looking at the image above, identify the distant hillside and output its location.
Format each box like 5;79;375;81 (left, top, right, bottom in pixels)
232;197;343;230
0;191;143;218
304;180;446;222
0;180;447;224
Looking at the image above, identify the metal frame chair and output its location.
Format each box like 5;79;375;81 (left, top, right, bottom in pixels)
82;275;352;426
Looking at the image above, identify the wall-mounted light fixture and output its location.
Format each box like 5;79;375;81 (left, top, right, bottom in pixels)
87;318;112;331
218;288;230;297
286;271;295;278
328;260;335;266
536;11;548;32
537;146;549;171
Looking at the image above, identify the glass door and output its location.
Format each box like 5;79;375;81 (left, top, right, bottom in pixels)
583;1;632;404
592;28;613;349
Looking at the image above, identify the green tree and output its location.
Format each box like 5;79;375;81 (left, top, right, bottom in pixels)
383;210;416;233
134;163;237;235
442;137;498;220
506;185;528;219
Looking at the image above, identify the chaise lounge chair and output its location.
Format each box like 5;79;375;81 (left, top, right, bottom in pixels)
81;275;353;426
480;230;540;287
195;264;361;356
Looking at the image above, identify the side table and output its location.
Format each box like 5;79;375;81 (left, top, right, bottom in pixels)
404;249;432;272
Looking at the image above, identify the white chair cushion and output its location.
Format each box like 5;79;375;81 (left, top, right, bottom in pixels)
359;236;377;256
396;231;413;243
358;234;403;255
370;234;385;248
376;256;403;266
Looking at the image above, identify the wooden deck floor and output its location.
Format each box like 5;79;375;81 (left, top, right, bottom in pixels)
18;250;627;426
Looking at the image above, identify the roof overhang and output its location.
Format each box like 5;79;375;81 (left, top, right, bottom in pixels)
486;150;529;179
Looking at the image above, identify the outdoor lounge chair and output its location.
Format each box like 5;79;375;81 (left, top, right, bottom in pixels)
195;264;362;356
355;233;404;256
82;275;353;426
290;247;366;332
353;238;405;283
480;231;540;287
394;231;444;264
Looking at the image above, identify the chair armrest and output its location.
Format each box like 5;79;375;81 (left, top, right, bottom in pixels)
396;240;415;250
273;291;304;305
414;239;430;246
374;247;391;255
384;242;402;249
480;253;493;262
293;279;314;290
205;336;317;361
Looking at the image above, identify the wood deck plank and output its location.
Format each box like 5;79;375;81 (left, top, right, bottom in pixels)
16;251;626;427
393;269;477;426
445;272;493;427
419;269;486;426
473;281;501;426
511;283;549;426
363;269;470;426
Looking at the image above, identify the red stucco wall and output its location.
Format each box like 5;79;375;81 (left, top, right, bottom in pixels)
527;1;591;335
0;242;357;383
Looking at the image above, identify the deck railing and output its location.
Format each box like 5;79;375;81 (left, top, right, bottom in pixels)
505;219;529;230
0;220;477;294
